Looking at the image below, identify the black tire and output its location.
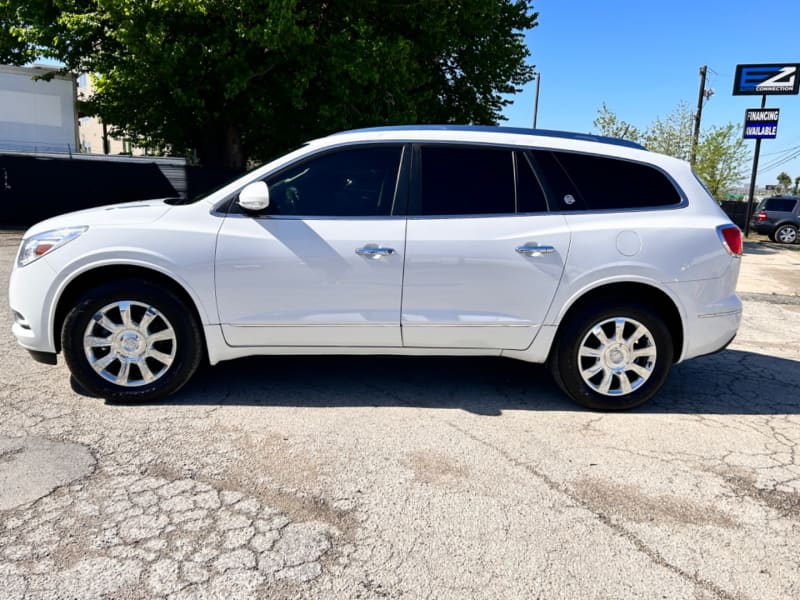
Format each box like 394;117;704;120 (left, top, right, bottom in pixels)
774;224;798;245
62;280;203;402
549;302;673;410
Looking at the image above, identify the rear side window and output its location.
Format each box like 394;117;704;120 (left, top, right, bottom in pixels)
764;197;798;212
420;146;515;215
516;152;548;213
532;150;682;211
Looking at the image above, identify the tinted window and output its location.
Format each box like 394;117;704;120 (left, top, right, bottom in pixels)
529;150;587;210
420;146;515;215
265;146;402;216
516;152;548;213
533;150;681;210
764;197;798;212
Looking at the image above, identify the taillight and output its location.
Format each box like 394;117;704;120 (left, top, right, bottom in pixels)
718;225;742;256
756;210;767;222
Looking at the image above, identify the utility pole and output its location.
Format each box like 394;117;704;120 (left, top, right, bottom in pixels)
532;72;541;129
690;65;708;167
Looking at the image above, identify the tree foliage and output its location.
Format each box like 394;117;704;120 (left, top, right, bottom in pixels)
776;172;792;193
593;102;749;200
592;102;640;143
1;0;538;169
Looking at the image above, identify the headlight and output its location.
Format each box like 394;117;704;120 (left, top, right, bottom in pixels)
17;227;88;267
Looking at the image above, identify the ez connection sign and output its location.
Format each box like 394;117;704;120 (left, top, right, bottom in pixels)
733;62;798;238
743;108;779;139
733;64;800;95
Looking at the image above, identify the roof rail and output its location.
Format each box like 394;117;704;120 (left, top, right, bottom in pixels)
330;125;646;150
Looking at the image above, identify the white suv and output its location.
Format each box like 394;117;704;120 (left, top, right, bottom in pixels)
9;126;743;410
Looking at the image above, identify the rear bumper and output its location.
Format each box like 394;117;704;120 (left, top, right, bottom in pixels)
684;309;742;359
749;222;773;235
664;276;742;362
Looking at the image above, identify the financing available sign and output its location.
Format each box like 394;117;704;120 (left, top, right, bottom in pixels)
743;108;780;140
733;64;800;95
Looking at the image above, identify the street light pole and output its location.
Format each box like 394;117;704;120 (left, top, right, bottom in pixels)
532;72;541;129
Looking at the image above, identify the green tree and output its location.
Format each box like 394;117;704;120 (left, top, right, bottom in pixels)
693;123;749;199
1;0;538;170
593;102;748;200
641;102;695;161
776;172;792;193
592;102;641;143
794;176;800;195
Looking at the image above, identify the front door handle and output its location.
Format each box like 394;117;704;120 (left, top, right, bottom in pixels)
516;244;555;257
356;246;396;259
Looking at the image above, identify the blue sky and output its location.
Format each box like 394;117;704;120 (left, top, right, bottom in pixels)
502;0;800;187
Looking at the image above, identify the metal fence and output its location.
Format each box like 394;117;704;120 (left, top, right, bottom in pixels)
0;152;238;226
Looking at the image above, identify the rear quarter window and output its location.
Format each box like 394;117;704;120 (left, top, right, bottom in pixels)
763;198;799;212
532;150;682;211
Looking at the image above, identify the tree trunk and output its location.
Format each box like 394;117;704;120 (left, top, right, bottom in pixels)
197;124;245;171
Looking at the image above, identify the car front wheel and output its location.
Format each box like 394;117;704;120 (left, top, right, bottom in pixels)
550;303;673;410
774;224;798;244
62;280;202;402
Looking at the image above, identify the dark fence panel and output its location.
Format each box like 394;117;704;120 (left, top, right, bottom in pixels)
0;154;239;226
719;201;750;229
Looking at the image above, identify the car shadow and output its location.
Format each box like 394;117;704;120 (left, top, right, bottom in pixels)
98;348;800;416
744;241;799;255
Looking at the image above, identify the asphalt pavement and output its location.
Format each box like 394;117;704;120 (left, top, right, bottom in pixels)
1;230;799;599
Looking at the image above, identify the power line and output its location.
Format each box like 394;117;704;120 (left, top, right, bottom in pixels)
758;150;800;173
760;142;800;157
759;146;800;170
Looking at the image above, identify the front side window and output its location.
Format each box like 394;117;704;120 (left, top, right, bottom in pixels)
419;146;515;216
264;146;403;216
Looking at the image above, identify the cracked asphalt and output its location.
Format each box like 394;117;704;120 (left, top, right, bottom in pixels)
1;231;799;599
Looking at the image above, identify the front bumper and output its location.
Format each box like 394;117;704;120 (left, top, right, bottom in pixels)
9;253;60;354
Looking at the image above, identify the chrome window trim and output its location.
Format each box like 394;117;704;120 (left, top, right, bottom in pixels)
212;141;409;216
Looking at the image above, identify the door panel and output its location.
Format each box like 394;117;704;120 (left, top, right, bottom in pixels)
402;215;570;349
216;216;405;347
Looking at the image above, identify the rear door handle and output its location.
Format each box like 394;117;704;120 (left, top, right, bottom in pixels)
356;246;396;259
516;244;555;256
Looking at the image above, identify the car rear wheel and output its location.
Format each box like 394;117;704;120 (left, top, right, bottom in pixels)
62;280;202;402
550;302;673;410
774;224;798;244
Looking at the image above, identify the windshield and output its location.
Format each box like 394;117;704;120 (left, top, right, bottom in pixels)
165;144;309;205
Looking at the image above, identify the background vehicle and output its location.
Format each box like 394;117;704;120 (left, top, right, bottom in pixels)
750;195;800;244
9;126;743;410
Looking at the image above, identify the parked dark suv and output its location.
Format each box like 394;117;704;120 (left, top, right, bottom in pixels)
750;195;800;244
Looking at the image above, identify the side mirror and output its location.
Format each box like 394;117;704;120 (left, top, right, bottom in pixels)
237;181;270;212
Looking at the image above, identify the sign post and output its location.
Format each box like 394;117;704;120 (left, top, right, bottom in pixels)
733;63;800;237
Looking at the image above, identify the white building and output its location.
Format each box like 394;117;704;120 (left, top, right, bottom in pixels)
0;64;79;153
76;73;144;156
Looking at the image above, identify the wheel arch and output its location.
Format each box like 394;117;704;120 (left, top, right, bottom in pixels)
53;264;208;356
773;221;798;235
551;281;684;364
773;220;798;228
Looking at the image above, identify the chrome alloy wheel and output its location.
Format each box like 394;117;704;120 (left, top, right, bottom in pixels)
577;317;657;396
776;226;797;244
83;300;177;387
